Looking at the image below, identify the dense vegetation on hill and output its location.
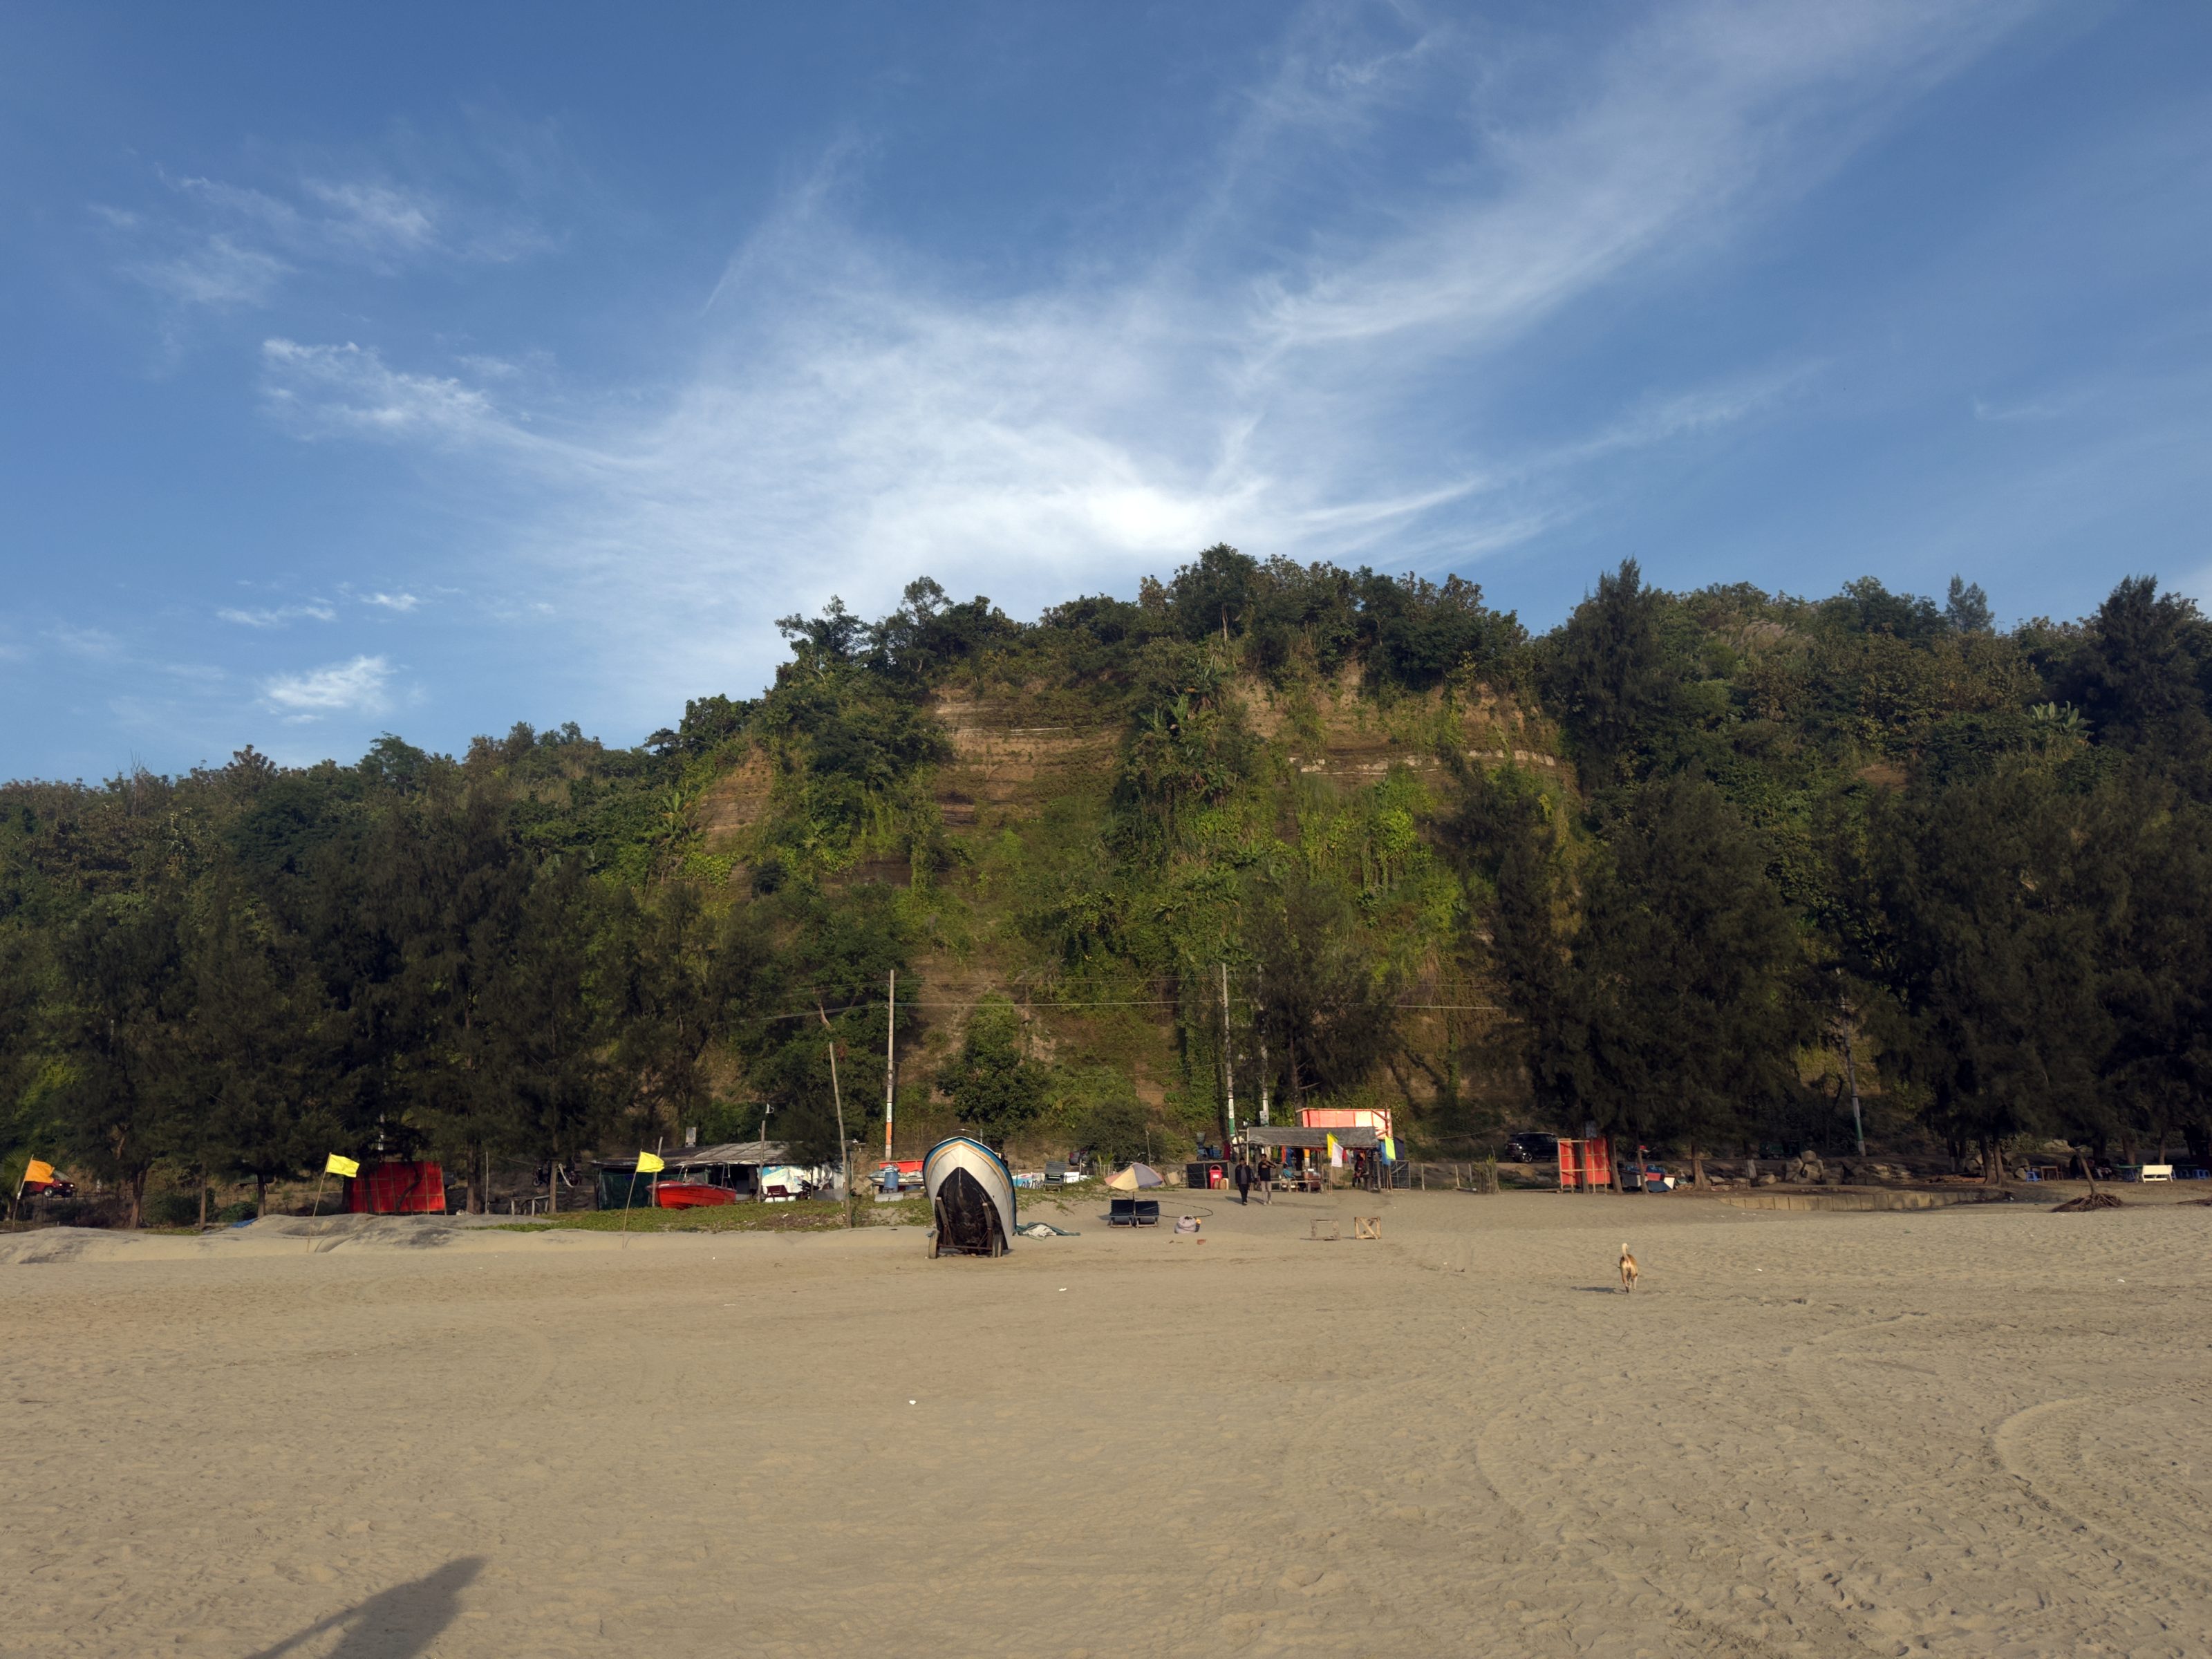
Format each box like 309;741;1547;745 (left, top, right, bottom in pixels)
6;547;2210;1221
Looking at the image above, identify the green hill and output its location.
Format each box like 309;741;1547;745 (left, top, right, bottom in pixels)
6;547;2210;1221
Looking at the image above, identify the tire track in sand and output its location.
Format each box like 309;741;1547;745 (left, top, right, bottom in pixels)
1994;1384;2212;1597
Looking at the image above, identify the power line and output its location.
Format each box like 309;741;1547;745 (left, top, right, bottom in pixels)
760;997;1501;1022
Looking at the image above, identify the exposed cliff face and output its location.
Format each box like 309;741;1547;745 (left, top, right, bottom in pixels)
1242;669;1572;787
698;750;774;841
928;689;1120;827
687;666;1571;1160
700;673;1572;848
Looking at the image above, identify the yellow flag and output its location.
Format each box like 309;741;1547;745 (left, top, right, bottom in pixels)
23;1159;55;1185
325;1154;360;1179
636;1150;666;1174
1326;1133;1341;1166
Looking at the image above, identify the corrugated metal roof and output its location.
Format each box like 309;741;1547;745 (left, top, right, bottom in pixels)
1235;1125;1380;1149
666;1141;790;1168
592;1141;790;1170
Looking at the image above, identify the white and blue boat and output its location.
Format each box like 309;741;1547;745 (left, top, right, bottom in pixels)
924;1136;1015;1258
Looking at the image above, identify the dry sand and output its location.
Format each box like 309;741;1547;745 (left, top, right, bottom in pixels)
3;1186;2207;1658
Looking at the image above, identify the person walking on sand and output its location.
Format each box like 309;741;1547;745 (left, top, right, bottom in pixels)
1233;1159;1253;1206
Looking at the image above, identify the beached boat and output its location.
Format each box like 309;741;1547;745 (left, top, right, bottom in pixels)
654;1181;737;1210
923;1136;1015;1257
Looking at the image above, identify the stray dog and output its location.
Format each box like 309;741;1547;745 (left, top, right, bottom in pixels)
1619;1243;1639;1294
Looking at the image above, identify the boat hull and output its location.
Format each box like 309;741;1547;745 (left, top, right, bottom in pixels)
655;1182;736;1210
924;1136;1015;1257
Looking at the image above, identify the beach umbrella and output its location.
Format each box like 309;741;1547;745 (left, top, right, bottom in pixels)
1107;1162;1163;1192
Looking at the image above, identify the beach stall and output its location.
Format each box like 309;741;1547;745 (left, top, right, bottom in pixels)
1294;1103;1394;1138
1237;1125;1380;1189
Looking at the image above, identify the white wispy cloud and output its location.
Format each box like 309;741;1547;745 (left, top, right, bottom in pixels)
301;178;438;254
126;234;290;309
259;655;393;718
261;339;526;442
217;601;337;628
250;1;2042;720
359;590;423;612
1973;395;2069;423
102;133;559;319
46;624;124;661
1247;5;2034;361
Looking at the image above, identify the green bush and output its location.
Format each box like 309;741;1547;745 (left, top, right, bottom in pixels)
148;1191;205;1228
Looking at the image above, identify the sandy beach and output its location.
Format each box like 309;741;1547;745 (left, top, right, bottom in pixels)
3;1188;2207;1658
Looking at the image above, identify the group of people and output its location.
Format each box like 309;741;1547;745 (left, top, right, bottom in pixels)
1230;1156;1276;1204
1227;1147;1388;1199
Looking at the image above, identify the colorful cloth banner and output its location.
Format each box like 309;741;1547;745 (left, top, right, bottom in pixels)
21;1159;56;1188
635;1150;666;1174
1382;1136;1397;1163
1326;1133;1342;1168
324;1154;360;1179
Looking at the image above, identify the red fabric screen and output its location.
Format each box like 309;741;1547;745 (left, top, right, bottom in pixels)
345;1161;447;1215
1556;1138;1613;1192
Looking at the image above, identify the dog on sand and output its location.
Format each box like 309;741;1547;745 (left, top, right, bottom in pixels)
1619;1243;1639;1293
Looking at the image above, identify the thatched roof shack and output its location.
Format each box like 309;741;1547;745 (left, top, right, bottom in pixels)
1233;1124;1382;1188
664;1141;791;1170
1236;1126;1380;1152
592;1141;796;1208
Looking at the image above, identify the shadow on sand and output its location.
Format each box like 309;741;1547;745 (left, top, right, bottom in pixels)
246;1557;483;1659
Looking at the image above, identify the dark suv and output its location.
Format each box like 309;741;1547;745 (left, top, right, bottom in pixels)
1504;1132;1558;1163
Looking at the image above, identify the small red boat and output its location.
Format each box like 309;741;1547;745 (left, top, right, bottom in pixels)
654;1181;736;1210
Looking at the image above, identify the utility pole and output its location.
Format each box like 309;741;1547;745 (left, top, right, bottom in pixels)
1219;962;1235;1143
1257;1027;1271;1125
1256;973;1274;1132
818;1000;849;1225
818;1000;846;1147
883;968;897;1163
1839;1000;1866;1156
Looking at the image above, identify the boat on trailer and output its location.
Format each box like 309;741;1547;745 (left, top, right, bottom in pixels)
924;1136;1015;1257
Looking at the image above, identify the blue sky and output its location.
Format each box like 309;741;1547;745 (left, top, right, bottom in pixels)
3;1;2208;779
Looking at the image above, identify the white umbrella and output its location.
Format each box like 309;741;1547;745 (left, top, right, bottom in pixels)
1107;1162;1163;1192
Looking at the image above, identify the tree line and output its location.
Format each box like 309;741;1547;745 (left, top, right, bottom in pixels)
0;741;924;1223
1450;566;2212;1181
5;554;2209;1218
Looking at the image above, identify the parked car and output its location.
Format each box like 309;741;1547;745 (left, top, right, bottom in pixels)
1504;1132;1558;1164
